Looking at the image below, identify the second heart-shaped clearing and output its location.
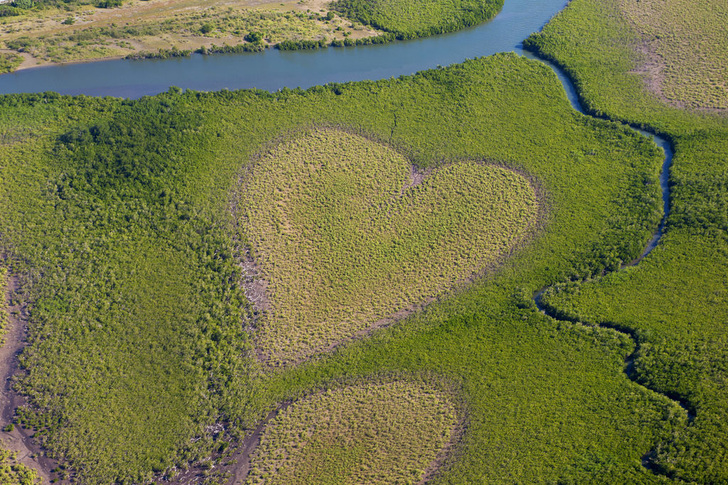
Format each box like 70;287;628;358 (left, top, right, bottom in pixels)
239;129;539;366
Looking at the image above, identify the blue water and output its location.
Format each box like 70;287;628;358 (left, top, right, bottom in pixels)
0;0;567;98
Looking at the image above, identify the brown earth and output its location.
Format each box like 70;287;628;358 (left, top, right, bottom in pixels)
164;403;292;485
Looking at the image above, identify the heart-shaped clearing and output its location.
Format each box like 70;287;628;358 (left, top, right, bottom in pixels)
245;381;459;484
239;129;538;365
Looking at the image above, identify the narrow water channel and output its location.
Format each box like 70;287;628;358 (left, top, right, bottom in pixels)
525;51;673;261
527;43;682;477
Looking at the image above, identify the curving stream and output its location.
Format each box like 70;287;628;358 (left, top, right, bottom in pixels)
527;58;683;473
0;0;682;479
525;51;673;264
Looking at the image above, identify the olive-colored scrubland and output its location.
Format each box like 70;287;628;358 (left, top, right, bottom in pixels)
2;8;351;65
246;380;458;484
0;53;22;74
0;449;38;485
0;0;506;69
240;129;537;365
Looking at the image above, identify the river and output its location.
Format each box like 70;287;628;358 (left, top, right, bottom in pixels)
0;0;672;279
0;0;570;98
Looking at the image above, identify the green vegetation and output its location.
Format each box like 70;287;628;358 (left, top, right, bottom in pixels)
522;0;727;130
0;53;683;482
18;0;118;8
0;5;22;18
246;379;458;484
525;0;728;481
0;53;22;73
5;33;124;64
280;32;402;50
241;129;538;365
540;232;728;481
125;46;194;61
11;0;34;9
332;0;502;38
0;93;256;483
0;449;38;485
94;0;122;9
2;9;341;64
0;0;725;482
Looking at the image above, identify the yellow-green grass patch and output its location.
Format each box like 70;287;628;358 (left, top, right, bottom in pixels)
0;449;38;485
239;129;539;365
245;380;459;484
0;52;22;74
620;0;728;110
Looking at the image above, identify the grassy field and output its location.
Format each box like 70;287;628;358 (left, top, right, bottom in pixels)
240;129;538;365
525;0;728;481
0;53;680;482
0;0;508;68
331;0;502;38
246;379;458;484
619;0;728;110
0;0;377;67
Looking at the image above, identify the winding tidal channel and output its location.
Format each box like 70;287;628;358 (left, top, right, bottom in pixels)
0;0;682;480
529;55;682;473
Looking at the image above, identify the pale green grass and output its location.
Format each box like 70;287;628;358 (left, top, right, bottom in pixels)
620;0;728;109
239;129;539;365
246;380;458;484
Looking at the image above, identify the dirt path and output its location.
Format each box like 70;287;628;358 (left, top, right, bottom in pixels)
165;403;290;485
0;276;57;484
226;404;290;485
